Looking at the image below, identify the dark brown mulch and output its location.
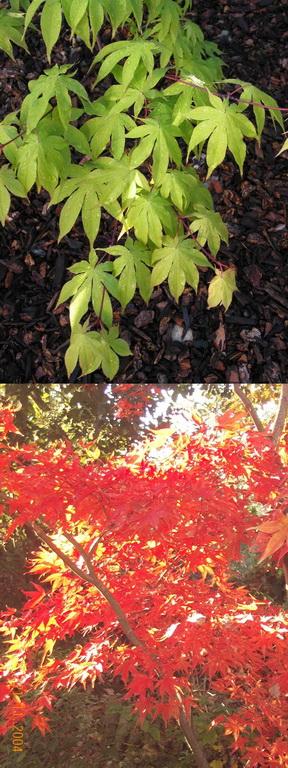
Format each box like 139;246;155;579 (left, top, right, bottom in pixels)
0;0;287;383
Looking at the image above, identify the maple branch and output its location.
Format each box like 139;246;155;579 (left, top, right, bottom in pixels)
179;707;210;768
30;522;210;768
234;385;265;432
30;522;143;648
271;384;288;446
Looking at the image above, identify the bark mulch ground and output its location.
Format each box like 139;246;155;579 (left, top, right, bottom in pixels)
0;0;287;383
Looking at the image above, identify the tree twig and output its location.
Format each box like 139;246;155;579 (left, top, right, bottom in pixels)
234;385;265;432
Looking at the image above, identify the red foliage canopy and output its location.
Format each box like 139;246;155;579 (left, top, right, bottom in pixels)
0;405;287;767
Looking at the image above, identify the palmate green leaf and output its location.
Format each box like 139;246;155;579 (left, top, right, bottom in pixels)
20;65;89;134
65;320;103;377
57;249;119;329
187;92;257;177
104;236;152;307
65;321;131;379
126;117;182;184
102;64;166;118
50;164;103;248
0;8;28;59
220;79;284;141
121;190;178;247
82;106;136;160
15;130;70;194
97;325;131;379
160;169;213;214
151;232;212;302
91;39;158;89
95;155;150;206
0;165;26;226
189;204;228;257
165;80;211;128
207;267;237;311
147;0;183;67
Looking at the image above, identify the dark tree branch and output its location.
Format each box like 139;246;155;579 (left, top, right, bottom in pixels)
271;384;288;446
179;707;210;768
234;385;265;432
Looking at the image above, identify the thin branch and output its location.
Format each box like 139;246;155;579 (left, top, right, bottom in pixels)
165;73;288;114
271;384;288;446
234;385;265;432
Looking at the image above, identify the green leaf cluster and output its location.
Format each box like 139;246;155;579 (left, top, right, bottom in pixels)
0;0;284;379
65;322;131;379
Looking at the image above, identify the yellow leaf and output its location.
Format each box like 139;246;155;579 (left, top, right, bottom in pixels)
40;638;55;666
276;136;288;156
208;267;237;311
148;428;174;450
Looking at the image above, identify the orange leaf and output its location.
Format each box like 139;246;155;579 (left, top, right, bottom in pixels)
217;408;246;431
31;714;51;736
258;523;288;563
257;519;287;534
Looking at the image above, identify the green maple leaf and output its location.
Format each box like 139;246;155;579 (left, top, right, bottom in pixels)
82;96;137;159
160;169;213;213
91;39;158;89
126;116;182;184
147;0;183;66
151;232;212;301
52;168;102;250
208;267;237;311
57;248;120;329
189;204;228;257
65;321;103;377
121;189;178;247
65;322;131;379
104;236;152;307
15;129;70;195
187;90;257;177
221;79;284;141
95;155;150;205
20;65;89;133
